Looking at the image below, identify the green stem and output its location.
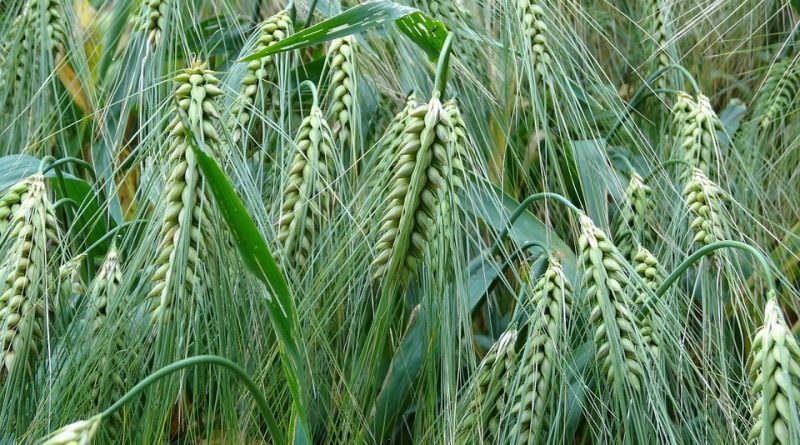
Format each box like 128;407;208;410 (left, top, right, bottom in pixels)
53;198;78;211
82;219;148;254
655;240;776;299
304;0;321;28
609;152;635;175
99;355;281;443
642;158;696;183
434;34;455;98
488;192;582;258
42;157;97;183
606;64;701;139
299;80;319;108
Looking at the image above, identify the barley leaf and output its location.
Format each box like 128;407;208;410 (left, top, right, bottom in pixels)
186;132;310;444
241;0;446;61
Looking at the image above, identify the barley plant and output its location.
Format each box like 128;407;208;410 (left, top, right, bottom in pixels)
0;0;798;443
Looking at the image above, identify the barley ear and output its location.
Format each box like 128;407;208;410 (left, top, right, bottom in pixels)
748;297;800;445
277;103;338;271
578;214;647;394
456;329;518;443
325;37;358;158
504;258;573;444
612;171;654;260
40;416;101;445
683;168;727;247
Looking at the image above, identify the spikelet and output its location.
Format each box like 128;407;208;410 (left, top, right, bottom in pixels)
146;62;222;327
41;417;101;445
0;175;59;379
646;0;674;91
672;93;722;180
371;93;459;287
371;95;418;179
277;104;337;270
456;329;518;443
515;0;552;86
230;10;292;145
325;37;357;154
86;247;125;435
137;0;169;50
504;259;573;444
631;245;664;358
757;59;800;134
612;171;654;260
683;168;727;247
748;298;800;445
578;214;646;394
0;181;30;234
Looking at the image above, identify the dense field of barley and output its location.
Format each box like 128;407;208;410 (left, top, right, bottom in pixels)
1;0;799;443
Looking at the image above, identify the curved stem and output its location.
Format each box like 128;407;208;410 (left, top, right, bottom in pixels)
299;80;319;108
304;0;321;28
53;198;78;211
609;152;635;175
655;240;776;299
434;34;455;98
99;355;281;443
642;158;695;183
606;64;701;140
38;155;56;174
42;157;97;183
489;192;582;258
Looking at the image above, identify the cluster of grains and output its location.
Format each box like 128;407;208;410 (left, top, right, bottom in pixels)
757;59;800;134
504;259;572;444
646;0;673;90
683;168;727;247
41;417;101;445
230;10;292;145
672;93;722;180
87;247;125;434
578;214;647;393
515;0;552;86
0;181;30;233
457;329;518;443
5;0;66;87
0;175;59;378
137;0;169;50
612;171;653;260
277;104;338;270
147;62;222;326
631;245;663;357
325;37;357;153
371;93;464;287
371;95;418;181
748;298;800;445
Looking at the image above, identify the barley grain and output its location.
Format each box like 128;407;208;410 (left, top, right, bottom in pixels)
515;0;552;86
325;37;357;154
673;93;722;180
137;0;170;50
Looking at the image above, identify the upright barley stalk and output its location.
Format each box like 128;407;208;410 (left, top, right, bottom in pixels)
277;84;338;271
371;93;461;289
146;61;222;327
683;168;727;247
325;37;358;160
672;93;722;180
748;297;800;445
578;214;647;394
0;175;59;380
613;171;654;260
504;258;572;444
456;329;518;444
230;9;292;146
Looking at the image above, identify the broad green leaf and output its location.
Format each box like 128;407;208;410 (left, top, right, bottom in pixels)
395;11;448;59
571;139;626;231
185;125;309;444
0;154;76;190
717;99;747;151
241;1;446;62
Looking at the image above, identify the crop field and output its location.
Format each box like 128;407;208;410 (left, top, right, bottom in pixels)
1;0;800;443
